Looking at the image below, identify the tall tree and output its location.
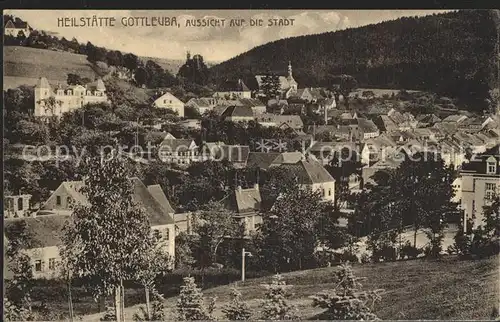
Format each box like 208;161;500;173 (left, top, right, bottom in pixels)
260;73;281;101
60;152;158;321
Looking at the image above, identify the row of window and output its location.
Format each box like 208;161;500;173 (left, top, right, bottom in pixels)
56;195;71;206
55;90;104;96
34;258;57;272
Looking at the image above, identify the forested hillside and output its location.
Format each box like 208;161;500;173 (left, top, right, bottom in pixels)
210;10;498;112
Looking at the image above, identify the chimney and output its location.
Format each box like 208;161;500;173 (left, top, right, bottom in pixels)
253;183;259;191
237;185;242;192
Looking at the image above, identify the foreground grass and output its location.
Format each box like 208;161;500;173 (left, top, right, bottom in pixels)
82;255;498;321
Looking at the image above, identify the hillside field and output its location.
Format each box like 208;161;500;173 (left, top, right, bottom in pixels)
82;255;499;321
3;46;99;89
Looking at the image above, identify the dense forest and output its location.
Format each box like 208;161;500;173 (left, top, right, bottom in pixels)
210;10;499;112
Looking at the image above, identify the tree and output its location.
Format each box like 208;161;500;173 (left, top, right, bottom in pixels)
222;288;252;320
133;288;166;322
60;152;158;322
134;67;149;87
175;232;196;269
134;230;173;320
327;74;358;108
310;263;383;320
123;53;139;71
193;201;243;268
4;221;35;321
67;73;84;85
260;73;281;100
176;276;215;320
261;274;298;320
259;185;344;271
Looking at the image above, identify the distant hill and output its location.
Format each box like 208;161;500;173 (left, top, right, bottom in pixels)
210;10;498;112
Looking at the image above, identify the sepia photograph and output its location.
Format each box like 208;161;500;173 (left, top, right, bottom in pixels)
2;7;500;321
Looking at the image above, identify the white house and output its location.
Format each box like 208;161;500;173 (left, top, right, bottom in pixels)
153;92;185;117
4;20;31;38
34;77;109;117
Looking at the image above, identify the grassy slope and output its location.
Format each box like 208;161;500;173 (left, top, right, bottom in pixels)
3;46;98;89
83;255;499;321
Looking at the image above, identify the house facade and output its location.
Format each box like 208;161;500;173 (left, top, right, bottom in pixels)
5;178;176;279
158;137;199;166
460;145;500;231
34;77;108;117
4;20;31;37
153;92;185;117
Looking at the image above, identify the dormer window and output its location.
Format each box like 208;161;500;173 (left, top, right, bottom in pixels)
67;90;72;95
486;156;497;175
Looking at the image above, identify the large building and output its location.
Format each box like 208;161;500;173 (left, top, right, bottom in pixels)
34;77;108;117
460;145;500;231
4;178;176;279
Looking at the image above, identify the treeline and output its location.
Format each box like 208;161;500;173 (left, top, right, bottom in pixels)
210;10;498;113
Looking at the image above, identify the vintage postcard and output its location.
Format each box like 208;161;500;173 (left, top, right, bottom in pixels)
3;8;500;321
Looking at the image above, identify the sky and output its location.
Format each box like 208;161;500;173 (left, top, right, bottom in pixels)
5;9;452;62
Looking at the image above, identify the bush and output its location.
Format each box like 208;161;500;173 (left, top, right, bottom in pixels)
373;245;397;262
400;241;423;259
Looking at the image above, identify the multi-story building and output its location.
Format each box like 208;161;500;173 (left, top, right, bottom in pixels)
4;194;33;219
34;77;108;117
460;145;500;231
4;178;176;279
152;91;185;117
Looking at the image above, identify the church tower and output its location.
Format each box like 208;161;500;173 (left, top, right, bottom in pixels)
286;60;298;92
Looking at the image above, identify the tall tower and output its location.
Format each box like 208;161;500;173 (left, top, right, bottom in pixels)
288;60;293;78
287;60;298;92
34;77;51;117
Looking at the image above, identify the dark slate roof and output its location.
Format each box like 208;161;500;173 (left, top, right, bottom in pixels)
238;98;265;108
147;184;176;214
219;79;250;92
221;105;254;118
5;20;29;28
281;158;335;184
461;144;500;175
224;186;262;214
4;215;69;248
246;152;281;169
357;118;379;133
213;145;250;163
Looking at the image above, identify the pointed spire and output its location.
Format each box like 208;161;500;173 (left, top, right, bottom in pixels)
288;60;292;77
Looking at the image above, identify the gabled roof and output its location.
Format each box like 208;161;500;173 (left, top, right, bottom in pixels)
416;114;441;124
4;215;70;249
238;98;265;108
357;118;379;133
281;157;335;184
5;20;29;29
246;152;281;169
442;114;468;123
224;186;262;214
35;77;51;89
255;113;303;129
221;105;254;118
147;184;175;214
41;178;175;225
219;79;251;92
213;145;250;163
131;178;175;225
159;138;197;152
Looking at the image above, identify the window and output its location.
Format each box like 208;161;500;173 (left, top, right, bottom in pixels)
164;99;167;104
328;189;332;196
486;157;497;174
164;228;170;241
56;196;61;205
485;183;496;200
34;260;42;272
48;258;56;270
18;198;23;211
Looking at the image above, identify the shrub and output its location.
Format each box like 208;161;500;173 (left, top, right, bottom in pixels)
373;245;397;262
310;263;383;320
176;276;215;321
261;274;298;320
400;241;423;259
222;288;252;320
